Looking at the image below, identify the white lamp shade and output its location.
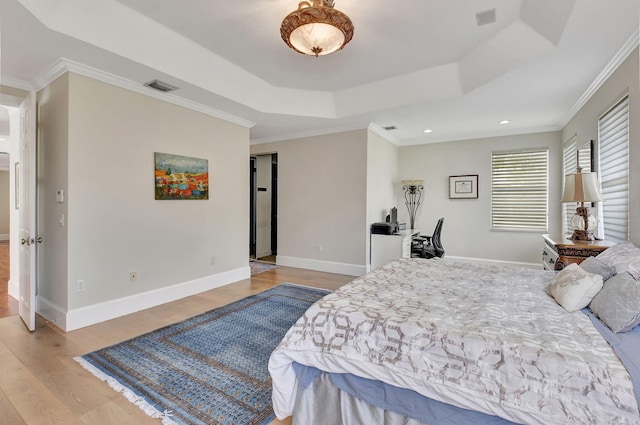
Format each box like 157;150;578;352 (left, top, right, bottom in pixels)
561;172;604;203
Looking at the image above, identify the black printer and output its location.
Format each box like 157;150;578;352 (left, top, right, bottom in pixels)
371;207;400;234
371;221;398;235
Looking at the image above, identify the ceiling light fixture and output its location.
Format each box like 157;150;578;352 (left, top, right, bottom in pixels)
423;129;433;133
281;0;354;57
499;120;510;125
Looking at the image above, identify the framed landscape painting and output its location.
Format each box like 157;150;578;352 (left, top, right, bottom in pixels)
154;152;209;200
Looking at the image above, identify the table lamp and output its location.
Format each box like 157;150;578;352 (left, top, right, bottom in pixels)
560;171;603;241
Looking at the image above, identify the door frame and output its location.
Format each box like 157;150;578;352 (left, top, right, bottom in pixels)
270;153;278;257
250;153;278;262
249;156;257;259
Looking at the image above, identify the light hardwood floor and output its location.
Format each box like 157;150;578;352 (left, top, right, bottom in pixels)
0;266;354;425
0;241;19;318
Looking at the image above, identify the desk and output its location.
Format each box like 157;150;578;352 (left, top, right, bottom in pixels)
370;230;420;270
542;234;615;271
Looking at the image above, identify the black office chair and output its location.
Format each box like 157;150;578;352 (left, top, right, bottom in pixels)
411;217;445;259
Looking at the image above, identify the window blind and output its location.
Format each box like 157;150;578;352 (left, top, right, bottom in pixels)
491;149;549;231
598;95;629;243
562;135;577;233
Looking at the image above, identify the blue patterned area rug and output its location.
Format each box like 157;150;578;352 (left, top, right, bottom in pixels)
74;283;329;425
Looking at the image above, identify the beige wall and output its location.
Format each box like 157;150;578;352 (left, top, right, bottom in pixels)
562;48;640;245
0;171;9;236
398;131;563;265
37;73;250;326
37;74;70;309
251;130;368;275
366;129;398;268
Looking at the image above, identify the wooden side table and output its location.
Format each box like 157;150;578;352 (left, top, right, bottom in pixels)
542;234;615;271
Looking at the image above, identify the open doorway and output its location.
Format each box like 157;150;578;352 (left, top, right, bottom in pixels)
249;153;277;264
0;105;18;318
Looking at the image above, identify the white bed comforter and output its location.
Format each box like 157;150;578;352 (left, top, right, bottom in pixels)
269;258;640;424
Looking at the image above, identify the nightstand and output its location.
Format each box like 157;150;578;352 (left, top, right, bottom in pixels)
542;234;615;271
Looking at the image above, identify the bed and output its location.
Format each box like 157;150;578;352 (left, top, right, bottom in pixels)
269;256;640;425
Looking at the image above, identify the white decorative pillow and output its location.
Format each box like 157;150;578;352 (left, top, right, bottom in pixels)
596;242;640;279
546;263;604;312
589;272;640;333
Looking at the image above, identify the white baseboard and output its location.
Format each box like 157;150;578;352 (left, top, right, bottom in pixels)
0;234;9;241
37;297;68;330
277;255;365;276
8;278;18;299
443;256;541;269
50;266;250;332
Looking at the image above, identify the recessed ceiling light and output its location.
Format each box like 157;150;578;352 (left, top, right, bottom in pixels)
423;129;433;133
0;138;6;141
499;120;510;125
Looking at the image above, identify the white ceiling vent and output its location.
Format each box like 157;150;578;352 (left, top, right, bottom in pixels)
476;9;496;27
144;79;179;92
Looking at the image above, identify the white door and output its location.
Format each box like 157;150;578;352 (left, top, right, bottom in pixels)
18;91;37;331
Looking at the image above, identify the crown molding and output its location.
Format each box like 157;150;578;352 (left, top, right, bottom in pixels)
400;125;562;147
250;122;410;146
32;58;256;129
250;123;367;145
563;27;639;126
0;76;34;92
367;123;400;146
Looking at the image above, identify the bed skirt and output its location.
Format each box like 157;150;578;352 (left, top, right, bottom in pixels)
292;372;427;425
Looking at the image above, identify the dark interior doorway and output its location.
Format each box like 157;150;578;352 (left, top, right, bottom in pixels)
249;153;277;263
249;156;257;259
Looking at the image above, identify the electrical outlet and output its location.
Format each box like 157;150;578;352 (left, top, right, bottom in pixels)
317;244;323;252
76;280;85;292
130;272;137;282
210;256;216;265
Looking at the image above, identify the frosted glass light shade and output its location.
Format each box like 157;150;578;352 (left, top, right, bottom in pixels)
289;23;345;56
401;179;424;187
281;0;354;57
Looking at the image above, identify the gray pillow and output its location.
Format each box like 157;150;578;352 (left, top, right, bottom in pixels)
589;272;640;333
595;242;640;279
579;257;616;281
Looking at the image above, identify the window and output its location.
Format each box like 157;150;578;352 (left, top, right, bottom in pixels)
491;148;549;231
598;95;629;243
562;135;577;233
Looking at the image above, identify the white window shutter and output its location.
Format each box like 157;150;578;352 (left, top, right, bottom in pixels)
598;96;629;243
562;135;577;234
491;149;549;232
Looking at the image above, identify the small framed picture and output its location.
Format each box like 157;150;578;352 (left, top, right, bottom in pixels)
449;174;478;199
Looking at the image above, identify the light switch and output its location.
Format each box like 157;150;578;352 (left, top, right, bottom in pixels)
56;189;64;203
58;214;65;226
